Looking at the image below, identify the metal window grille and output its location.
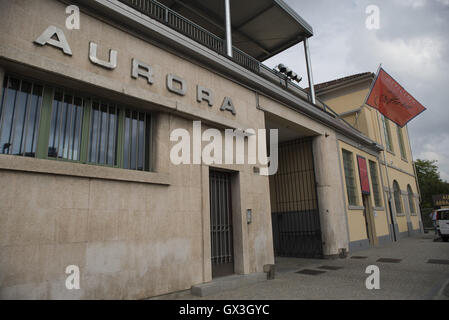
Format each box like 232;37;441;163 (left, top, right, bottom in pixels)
342;149;358;206
48;91;84;161
0;76;43;157
209;170;234;277
89;102;119;167
369;160;382;207
270;138;322;258
123;109;151;171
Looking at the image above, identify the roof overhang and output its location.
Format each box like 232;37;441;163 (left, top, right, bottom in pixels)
157;0;313;61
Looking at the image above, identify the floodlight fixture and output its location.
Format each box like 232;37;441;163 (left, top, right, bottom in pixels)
277;64;287;73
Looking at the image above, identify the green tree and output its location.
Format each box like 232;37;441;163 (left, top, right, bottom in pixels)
414;159;449;208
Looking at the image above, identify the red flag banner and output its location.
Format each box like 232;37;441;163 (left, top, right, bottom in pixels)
357;156;370;195
366;68;426;127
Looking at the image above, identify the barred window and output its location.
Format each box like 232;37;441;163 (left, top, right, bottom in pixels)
89;102;119;166
407;185;416;214
0;75;153;172
397;126;407;160
123;109;151;171
369;160;382;207
0;76;43;157
393;180;403;214
382;115;393;152
342;149;358;206
48;91;84;161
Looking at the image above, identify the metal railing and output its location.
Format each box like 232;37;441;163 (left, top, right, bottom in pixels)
119;0;333;112
120;0;260;73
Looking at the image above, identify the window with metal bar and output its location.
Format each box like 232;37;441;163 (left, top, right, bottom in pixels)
48;91;84;161
89;102;119;167
1;74;153;173
369;160;382;207
397;125;407;160
0;76;43;157
342;149;358;206
123;109;151;171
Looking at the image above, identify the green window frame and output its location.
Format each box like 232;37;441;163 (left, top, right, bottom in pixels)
1;74;153;172
382;115;393;153
368;160;382;207
342;149;358;206
0;76;44;157
397;125;407;160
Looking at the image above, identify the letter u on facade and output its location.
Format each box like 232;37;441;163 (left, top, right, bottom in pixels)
89;42;117;70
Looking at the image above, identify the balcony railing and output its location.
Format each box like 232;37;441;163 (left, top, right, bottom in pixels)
120;0;261;73
118;0;330;112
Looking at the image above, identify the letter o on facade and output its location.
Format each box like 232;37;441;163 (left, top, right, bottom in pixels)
167;74;187;96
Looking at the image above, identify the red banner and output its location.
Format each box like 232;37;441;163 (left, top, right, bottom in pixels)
366;68;426;127
357;156;370;195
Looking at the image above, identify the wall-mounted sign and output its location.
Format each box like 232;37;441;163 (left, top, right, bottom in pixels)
33;26;237;115
357;155;370;195
433;194;449;208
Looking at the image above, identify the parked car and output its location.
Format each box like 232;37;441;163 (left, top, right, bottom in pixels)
436;209;449;242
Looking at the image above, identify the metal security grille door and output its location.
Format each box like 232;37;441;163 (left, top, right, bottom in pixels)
209;170;234;278
270;138;323;258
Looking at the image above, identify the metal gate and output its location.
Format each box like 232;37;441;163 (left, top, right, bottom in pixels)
209;170;234;278
270;137;323;258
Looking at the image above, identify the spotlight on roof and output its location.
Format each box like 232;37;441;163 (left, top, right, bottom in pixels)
276;63;302;83
277;64;287;73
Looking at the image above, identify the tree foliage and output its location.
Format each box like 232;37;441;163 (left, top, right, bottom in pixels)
414;159;449;208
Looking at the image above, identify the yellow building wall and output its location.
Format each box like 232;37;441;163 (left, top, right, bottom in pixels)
338;141;390;243
320;79;423;235
320;81;370;115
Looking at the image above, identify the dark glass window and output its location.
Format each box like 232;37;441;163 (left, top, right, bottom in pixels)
123;109;151;171
0;76;43;157
393;181;403;214
382;115;393;152
342;149;358;206
397;126;407;160
48;92;84;161
1;75;153;172
407;185;416;214
89;102;119;166
369;160;382;207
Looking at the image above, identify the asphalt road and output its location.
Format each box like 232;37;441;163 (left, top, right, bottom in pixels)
158;233;449;300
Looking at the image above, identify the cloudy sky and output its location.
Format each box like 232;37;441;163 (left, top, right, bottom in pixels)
265;0;449;181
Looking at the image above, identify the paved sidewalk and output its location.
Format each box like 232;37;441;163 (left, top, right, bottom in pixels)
157;234;449;300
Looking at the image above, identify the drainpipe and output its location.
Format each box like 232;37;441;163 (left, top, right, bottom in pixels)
224;0;233;58
304;38;316;105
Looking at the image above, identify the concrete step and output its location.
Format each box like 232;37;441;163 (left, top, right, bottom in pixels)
191;273;268;297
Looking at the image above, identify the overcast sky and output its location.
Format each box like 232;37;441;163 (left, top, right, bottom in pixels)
265;0;449;181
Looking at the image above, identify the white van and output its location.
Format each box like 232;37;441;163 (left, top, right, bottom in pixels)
436;209;449;242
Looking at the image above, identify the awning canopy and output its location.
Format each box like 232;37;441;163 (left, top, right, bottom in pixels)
157;0;313;61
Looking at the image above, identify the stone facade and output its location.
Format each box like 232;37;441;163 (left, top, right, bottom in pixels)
0;0;385;299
